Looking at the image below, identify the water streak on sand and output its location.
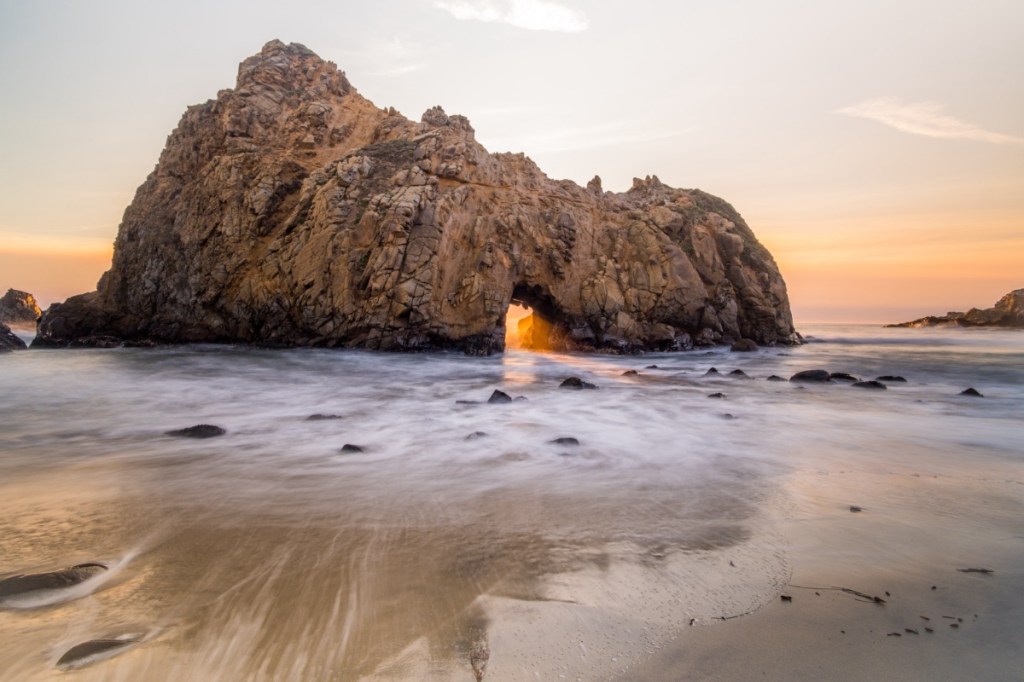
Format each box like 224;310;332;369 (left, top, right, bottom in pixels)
0;324;1021;680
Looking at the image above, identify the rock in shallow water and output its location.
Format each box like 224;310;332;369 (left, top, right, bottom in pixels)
829;372;858;382
560;377;597;390
340;444;366;453
306;413;343;421
730;338;759;352
852;380;887;390
550;437;580;446
876;375;907;383
32;41;800;354
790;369;831;383
165;424;226;439
0;323;27;352
960;387;984;397
487;390;512;404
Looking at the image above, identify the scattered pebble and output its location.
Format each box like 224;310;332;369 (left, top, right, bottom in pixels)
165;424;225;439
340;444;365;453
849;505;863;513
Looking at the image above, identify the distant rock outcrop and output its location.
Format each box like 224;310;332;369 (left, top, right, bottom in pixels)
35;40;800;353
0;289;41;329
888;289;1024;329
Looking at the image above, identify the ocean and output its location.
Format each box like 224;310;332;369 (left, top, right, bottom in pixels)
1;324;1021;680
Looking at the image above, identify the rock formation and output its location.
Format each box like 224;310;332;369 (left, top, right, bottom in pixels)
0;289;41;329
0;323;27;352
35;40;800;353
888;289;1024;329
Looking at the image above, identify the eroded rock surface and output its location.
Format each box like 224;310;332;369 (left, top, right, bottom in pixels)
0;289;41;329
35;40;800;354
889;289;1024;329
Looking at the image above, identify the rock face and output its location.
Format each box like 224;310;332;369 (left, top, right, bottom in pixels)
35;40;800;354
0;323;27;352
888;289;1024;329
0;289;41;328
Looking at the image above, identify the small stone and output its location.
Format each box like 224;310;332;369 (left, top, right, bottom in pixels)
849;505;863;512
708;392;726;399
829;372;858;382
852;380;887;390
340;444;365;453
790;369;831;382
780;595;792;602
622;370;639;376
550;437;580;446
766;375;786;382
704;367;720;376
876;375;907;383
56;638;140;670
306;413;343;421
165;424;226;439
487;389;513;403
560;377;597;390
465;431;488;440
960;387;984;397
728;369;750;378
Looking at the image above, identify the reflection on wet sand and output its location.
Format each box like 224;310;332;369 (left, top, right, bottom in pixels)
0;451;782;681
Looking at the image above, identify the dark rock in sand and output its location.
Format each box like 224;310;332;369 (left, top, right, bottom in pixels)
730;338;759;352
0;562;107;599
829;372;858;382
852;380;887;390
849;505;863;513
708;392;727;399
550;437;580;446
622;370;639;376
340;444;365;453
165;424;226;439
704;367;720;376
306;413;343;421
0;323;27;352
488;390;513;404
465;431;488;440
790;369;831;383
960;387;984;397
56;638;140;670
876;375;907;383
560;377;597;390
721;413;736;420
766;375;786;382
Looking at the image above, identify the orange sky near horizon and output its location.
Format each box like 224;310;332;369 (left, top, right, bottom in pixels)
1;0;1020;326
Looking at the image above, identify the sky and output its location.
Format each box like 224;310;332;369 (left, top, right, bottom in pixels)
1;0;1021;323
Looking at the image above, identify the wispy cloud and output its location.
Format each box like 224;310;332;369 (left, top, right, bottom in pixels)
838;97;1024;146
480;121;696;154
434;0;589;33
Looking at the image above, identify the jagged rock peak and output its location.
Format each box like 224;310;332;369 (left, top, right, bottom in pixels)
34;41;800;354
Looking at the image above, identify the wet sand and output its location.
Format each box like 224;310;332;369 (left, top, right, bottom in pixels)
2;328;1023;680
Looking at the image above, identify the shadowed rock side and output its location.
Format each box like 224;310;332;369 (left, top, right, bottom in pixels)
35;40;799;354
888;289;1024;329
0;323;27;352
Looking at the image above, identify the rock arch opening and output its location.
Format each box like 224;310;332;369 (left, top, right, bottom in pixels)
504;284;568;352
